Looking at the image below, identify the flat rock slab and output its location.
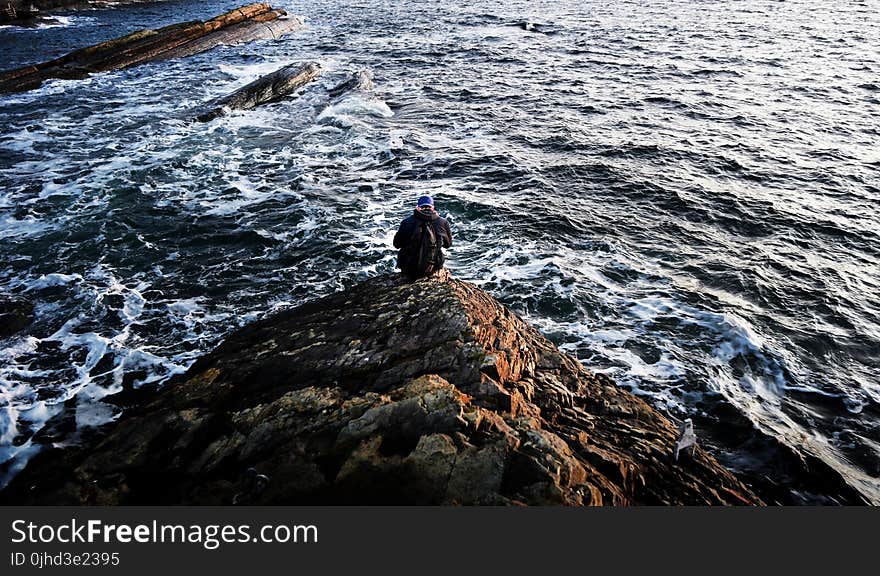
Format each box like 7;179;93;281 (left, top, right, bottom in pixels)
0;3;305;93
195;61;322;122
0;272;761;505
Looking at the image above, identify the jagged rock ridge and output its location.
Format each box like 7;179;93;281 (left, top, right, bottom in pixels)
195;61;322;122
0;272;761;505
0;3;304;93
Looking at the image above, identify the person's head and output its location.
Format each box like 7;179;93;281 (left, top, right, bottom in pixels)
416;195;434;211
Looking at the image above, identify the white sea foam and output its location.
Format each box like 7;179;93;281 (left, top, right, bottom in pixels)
33;15;77;29
2;2;875;504
318;96;394;124
0;14;78;30
0;215;52;240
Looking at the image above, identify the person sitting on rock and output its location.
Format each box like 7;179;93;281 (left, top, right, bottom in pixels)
393;195;452;280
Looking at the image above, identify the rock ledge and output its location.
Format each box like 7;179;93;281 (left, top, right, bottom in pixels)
0;272;761;505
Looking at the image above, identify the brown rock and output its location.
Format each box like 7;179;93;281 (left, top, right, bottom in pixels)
0;3;305;93
0;271;763;505
195;61;321;122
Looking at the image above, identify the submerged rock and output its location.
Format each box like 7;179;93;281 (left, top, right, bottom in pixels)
327;69;374;98
195;61;322;122
516;21;562;35
0;271;761;505
0;3;305;93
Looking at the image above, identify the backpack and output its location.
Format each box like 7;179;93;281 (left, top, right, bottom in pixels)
399;219;440;276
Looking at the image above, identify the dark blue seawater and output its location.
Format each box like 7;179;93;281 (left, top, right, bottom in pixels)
0;0;878;503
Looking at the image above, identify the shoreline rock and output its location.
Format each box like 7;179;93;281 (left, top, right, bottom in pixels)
195;61;322;122
0;272;762;505
1;1;163;26
0;3;305;93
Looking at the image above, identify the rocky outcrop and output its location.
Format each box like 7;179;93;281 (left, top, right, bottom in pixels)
195;61;321;122
328;69;374;98
0;3;305;93
1;272;761;505
152;7;301;62
0;296;33;338
0;2;142;25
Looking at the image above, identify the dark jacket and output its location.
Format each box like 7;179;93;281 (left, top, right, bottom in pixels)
393;208;452;276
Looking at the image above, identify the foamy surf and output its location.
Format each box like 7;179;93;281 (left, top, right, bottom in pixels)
1;0;878;504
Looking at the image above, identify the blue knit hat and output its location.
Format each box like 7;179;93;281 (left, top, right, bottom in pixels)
416;195;434;208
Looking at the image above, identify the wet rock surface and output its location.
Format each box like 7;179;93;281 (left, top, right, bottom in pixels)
0;272;762;505
195;61;322;122
0;3;305;93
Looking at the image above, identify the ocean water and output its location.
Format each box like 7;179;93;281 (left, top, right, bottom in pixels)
0;0;877;503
